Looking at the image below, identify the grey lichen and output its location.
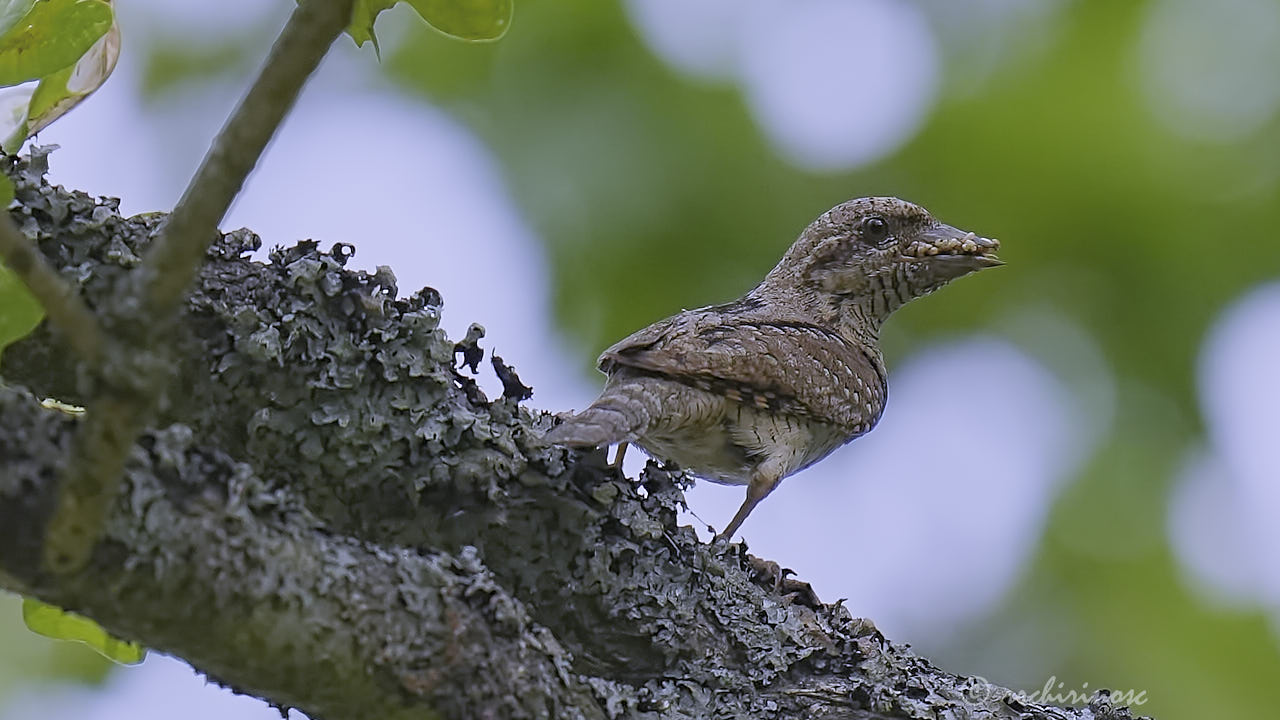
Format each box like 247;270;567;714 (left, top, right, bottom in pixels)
0;150;1150;720
0;386;604;720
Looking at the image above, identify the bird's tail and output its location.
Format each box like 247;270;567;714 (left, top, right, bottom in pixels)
543;376;661;448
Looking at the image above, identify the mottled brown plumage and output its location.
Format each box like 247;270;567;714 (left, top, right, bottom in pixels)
545;197;1001;539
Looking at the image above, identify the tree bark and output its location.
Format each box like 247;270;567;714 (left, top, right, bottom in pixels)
0;150;1149;719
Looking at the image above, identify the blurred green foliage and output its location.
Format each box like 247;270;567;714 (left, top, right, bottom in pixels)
140;36;263;100
383;1;1280;718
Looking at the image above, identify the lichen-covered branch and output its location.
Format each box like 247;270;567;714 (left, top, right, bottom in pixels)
0;387;603;720
44;0;355;576
0;154;1148;720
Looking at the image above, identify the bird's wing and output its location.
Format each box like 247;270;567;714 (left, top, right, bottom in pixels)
599;310;886;434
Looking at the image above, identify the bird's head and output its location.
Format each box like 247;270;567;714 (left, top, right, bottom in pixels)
762;197;1001;324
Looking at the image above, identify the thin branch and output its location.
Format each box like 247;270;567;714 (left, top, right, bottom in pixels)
140;0;356;316
42;0;356;574
0;214;104;363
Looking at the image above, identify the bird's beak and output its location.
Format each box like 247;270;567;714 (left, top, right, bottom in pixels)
903;222;1002;268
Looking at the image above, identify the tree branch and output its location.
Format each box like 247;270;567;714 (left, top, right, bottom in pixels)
44;0;356;574
0;387;607;720
0;154;1149;720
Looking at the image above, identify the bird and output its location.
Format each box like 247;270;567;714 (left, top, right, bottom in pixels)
544;197;1001;540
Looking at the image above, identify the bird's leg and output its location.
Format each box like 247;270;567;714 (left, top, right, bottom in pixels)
611;442;629;469
716;462;784;541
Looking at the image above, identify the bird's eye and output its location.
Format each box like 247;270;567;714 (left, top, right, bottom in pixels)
862;216;889;241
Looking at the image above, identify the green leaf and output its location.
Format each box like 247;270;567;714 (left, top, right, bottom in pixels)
405;0;511;41
0;182;44;361
0;0;113;87
347;0;395;51
21;598;146;665
0;0;37;38
339;0;512;49
0;85;35;153
27;22;117;128
25;59;70;119
1;14;118;152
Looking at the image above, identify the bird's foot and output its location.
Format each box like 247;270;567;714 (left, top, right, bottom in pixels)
746;554;822;608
